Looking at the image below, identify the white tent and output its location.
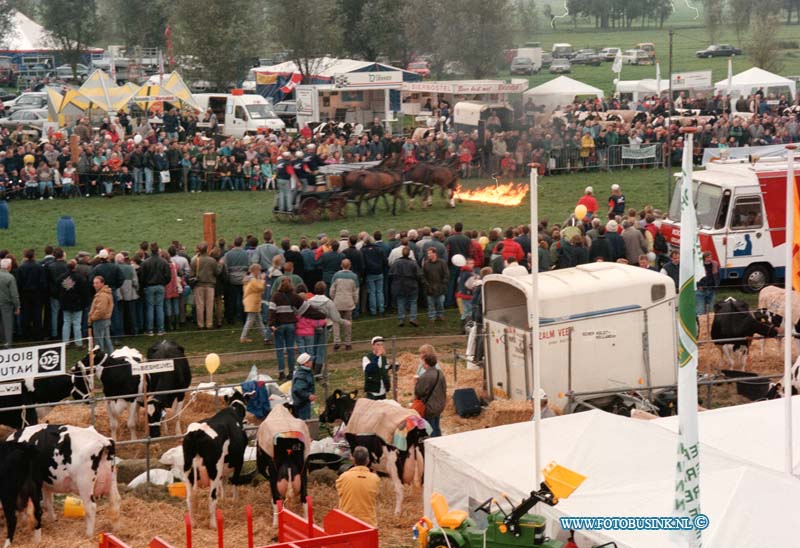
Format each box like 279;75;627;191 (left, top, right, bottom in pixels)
522;76;604;112
653;396;800;475
254;56;411;79
713;67;796;101
615;78;670;102
6;10;51;51
425;408;800;548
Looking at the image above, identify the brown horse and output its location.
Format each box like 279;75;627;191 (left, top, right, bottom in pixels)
405;156;460;209
341;156;406;216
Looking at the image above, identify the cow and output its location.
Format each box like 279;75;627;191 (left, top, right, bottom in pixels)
8;424;120;537
0;373;87;430
255;404;310;526
757;285;800;355
319;390;428;514
710;297;781;370
182;391;249;529
0;441;43;548
144;340;192;438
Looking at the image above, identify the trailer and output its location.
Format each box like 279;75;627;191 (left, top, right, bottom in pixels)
481;262;677;413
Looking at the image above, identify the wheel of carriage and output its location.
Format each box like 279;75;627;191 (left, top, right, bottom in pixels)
299;196;322;223
325;195;348;220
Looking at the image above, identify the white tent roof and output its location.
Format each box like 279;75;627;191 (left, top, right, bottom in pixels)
425;407;800;548
523;76;604;111
254;56;406;78
653;396;800;475
713;67;796;99
616;78;670;95
5;10;51;51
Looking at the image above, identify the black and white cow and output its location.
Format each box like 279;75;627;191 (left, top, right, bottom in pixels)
255;404;310;526
0;373;85;430
145;340;192;438
0;441;43;548
182;392;249;529
711;297;781;370
319;390;427;514
8;424;120;537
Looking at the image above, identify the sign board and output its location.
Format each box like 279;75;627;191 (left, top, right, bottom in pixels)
295;85;317;117
131;359;174;375
403;80;529;95
671;70;713;90
332;71;403;88
0;382;22;397
0;343;66;382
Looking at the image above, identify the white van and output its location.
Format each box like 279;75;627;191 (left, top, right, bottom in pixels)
552;43;574;59
194;92;285;138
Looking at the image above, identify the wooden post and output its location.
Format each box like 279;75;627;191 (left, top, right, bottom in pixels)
203;212;216;247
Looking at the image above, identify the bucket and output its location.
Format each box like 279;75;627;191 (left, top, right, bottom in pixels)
721;370;771;401
56;215;76;247
543;462;586;501
63;496;85;518
0;200;8;229
168;482;187;498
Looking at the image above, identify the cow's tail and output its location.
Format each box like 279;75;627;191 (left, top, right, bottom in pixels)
182;430;206;486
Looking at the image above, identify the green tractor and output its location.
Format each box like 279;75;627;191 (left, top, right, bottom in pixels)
414;463;591;548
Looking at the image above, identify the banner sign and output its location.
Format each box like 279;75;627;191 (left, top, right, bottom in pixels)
671;70;713;90
621;144;657;160
0;382;22;396
0;343;66;382
131;359;174;375
333;71;403;88
403;80;529;94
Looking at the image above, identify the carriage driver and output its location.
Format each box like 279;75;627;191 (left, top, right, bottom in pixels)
275;151;295;212
304;143;322;185
292;150;312;205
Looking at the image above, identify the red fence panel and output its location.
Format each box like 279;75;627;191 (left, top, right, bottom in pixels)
98;533;132;548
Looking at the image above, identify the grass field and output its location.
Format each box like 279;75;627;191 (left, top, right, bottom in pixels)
0;170;672;258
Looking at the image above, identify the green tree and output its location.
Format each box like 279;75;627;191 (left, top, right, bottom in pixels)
172;0;266;90
0;1;15;48
440;0;514;78
748;2;784;72
39;0;99;78
268;0;338;83
704;0;724;43
100;0;170;51
513;0;539;34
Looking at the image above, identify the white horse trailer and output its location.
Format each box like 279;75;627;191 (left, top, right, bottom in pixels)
482;262;678;412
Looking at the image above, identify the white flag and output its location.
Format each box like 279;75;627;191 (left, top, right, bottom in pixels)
656;62;661;95
612;50;622;74
675;131;703;548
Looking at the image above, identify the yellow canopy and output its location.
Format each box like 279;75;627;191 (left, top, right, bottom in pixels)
131;72;200;112
46;86;91;125
46;86;63;123
78;70;134;112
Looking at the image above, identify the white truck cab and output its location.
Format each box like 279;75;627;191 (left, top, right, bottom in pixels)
194;91;285;138
661;158;798;291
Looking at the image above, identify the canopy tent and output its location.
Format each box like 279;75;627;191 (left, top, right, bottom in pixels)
523;76;604;112
6;10;51;51
134;71;200;112
425;407;800;548
46;86;90;126
78;70;135;112
253;56;420;105
615;78;670;101
713;67;796;102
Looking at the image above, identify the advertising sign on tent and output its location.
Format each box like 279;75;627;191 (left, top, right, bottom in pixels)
332;71;402;88
0;343;66;381
671;70;712;90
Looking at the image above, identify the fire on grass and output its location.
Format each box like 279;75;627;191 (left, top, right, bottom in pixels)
454;181;529;206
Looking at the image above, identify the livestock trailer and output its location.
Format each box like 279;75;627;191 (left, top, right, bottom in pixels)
482;262;677;412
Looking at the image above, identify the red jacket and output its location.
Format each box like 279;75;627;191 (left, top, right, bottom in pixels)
471;240;484;267
498;238;524;261
577;194;598;214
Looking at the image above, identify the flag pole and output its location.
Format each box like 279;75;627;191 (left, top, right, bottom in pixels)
785;144;796;476
528;164;542;487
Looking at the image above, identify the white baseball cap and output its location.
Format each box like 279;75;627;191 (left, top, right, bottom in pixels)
297;353;312;365
611;184;620;191
371;336;385;345
585;186;593;194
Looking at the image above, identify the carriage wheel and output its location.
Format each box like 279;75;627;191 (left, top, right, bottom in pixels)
299;196;322;223
326;196;347;220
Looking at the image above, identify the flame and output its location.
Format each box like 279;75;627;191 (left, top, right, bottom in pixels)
454;182;529;207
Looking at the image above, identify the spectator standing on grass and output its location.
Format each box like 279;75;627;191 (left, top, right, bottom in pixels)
268;277;305;381
240;264;267;343
362;237;387;316
331;259;358;351
44;247;68;340
191;242;221;330
577;186;598;219
139;242;171;336
0;258;19;348
363;336;391;400
58;260;89;348
223;237;249;324
17;248;46;341
422;247;448;322
115;253;139;336
390;246;424;327
89;275;113;354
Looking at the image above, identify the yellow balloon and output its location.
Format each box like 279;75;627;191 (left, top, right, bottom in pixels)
205;353;220;374
574;204;588;221
23;154;34;165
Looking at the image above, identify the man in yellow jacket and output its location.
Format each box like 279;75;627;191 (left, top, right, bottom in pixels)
335;446;380;527
89;275;114;354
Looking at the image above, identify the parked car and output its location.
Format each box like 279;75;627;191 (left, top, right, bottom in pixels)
549;58;571;74
551;43;574;59
572;50;602;66
621;49;653;65
541;52;553;67
510;56;537;75
52;63;89;81
696;44;742;58
0;108;47;131
636;42;656;60
599;47;621;61
407;61;431;78
273;100;297;127
4;92;47;115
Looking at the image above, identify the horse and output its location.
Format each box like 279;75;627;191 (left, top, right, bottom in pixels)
340;156;406;216
405;156;460;209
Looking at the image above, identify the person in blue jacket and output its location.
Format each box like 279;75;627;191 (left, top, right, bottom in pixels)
291;352;316;419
